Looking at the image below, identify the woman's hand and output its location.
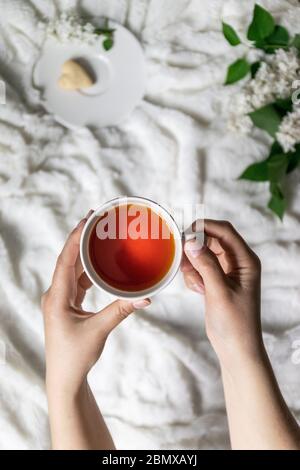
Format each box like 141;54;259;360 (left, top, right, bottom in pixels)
42;211;151;449
182;219;300;449
181;219;262;365
42;211;150;395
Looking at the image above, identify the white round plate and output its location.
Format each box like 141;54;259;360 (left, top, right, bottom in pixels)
33;22;146;129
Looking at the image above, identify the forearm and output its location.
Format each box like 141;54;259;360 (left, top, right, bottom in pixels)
220;346;300;450
47;378;115;450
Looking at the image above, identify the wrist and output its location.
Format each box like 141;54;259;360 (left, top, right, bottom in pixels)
46;372;88;404
215;337;268;374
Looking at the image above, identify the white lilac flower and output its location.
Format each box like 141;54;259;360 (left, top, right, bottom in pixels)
228;48;300;134
276;106;300;152
46;14;99;45
228;93;253;132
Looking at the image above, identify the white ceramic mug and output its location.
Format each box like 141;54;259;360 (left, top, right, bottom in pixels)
80;196;183;300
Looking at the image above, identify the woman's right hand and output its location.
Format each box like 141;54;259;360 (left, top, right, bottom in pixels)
181;220;263;365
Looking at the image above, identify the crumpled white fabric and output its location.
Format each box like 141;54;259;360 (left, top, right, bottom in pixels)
0;0;299;450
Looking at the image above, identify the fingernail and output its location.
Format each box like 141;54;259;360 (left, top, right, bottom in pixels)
85;209;94;219
76;218;86;229
184;239;205;258
191;283;204;294
76;210;94;229
133;299;151;309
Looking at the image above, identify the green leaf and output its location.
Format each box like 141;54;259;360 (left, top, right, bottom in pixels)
225;58;250;85
222;22;241;46
95;18;115;51
270;181;283;198
287;144;300;173
239;160;269;181
254;26;290;53
267;153;288;181
250;61;261;78
94;27;115;35
247;4;275;41
269;140;284;157
239;151;289;182
94;18;115;36
274;97;293;115
265;25;289;45
249;104;282;137
292;34;300;51
268;182;286;219
103;37;114;50
255;42;289;54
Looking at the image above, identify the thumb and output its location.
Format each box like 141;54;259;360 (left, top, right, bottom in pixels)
94;298;151;336
184;239;227;295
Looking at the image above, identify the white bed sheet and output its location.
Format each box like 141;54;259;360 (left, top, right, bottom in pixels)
0;0;299;449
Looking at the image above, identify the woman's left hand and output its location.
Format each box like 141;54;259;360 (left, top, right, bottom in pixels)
42;210;151;395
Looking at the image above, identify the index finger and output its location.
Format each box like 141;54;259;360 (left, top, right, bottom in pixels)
203;219;258;266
